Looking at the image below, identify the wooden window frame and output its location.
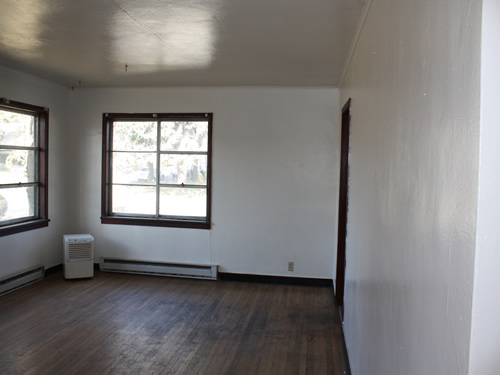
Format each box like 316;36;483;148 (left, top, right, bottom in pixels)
101;113;212;229
0;98;49;237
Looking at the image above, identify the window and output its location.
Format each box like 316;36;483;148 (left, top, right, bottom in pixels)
102;113;212;229
0;98;49;236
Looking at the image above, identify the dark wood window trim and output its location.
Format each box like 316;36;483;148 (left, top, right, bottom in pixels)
101;113;212;230
0;98;49;237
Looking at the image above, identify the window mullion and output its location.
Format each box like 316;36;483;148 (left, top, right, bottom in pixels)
35;115;40;205
0;145;39;151
159;150;207;156
108;122;114;214
159;183;207;189
0;182;39;189
156;120;161;218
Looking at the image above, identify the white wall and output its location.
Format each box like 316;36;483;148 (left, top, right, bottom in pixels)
68;87;339;278
469;1;500;374
0;66;71;279
339;1;481;374
0;67;339;280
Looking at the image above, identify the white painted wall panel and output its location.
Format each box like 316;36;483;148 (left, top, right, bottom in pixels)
0;66;70;278
469;1;500;374
68;87;339;278
339;1;481;374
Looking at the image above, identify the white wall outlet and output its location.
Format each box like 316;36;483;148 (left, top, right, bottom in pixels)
288;261;294;272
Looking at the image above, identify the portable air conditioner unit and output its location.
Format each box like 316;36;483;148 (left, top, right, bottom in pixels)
63;234;94;279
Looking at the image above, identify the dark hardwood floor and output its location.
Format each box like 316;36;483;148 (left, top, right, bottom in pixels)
0;271;349;375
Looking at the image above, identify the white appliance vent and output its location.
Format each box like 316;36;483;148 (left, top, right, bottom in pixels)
64;234;94;279
68;242;93;260
100;258;218;280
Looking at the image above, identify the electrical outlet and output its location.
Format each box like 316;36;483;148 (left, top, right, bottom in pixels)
288;262;294;272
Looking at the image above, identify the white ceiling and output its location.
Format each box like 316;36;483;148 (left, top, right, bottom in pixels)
0;0;365;88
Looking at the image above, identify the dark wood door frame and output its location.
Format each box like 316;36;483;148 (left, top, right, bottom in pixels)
335;98;351;318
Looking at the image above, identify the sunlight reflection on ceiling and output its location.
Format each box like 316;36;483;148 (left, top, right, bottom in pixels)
110;2;217;72
0;2;47;59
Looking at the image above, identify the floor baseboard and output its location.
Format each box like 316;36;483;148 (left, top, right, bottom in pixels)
218;272;333;287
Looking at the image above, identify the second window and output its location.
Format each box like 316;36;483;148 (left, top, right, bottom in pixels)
102;113;212;229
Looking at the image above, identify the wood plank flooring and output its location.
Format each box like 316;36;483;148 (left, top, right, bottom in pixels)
0;271;349;375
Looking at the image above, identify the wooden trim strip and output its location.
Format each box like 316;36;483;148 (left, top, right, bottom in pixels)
218;272;333;287
339;308;353;375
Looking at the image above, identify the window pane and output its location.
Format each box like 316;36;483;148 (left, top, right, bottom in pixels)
160;155;207;185
112;185;156;215
112;152;156;185
112;122;157;151
159;187;206;217
0;150;36;184
161;121;208;152
0;110;35;147
0;186;36;222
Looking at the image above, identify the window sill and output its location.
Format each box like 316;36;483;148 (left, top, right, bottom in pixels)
0;219;50;237
101;216;210;229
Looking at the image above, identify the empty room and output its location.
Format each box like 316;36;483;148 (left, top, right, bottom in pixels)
1;0;499;374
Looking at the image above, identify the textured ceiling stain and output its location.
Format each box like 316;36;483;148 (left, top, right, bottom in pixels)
0;0;365;87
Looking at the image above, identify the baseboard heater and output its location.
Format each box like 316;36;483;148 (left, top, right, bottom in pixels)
0;265;45;296
99;258;218;280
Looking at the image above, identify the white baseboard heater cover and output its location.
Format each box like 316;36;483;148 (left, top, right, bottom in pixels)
0;265;44;296
99;258;218;280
